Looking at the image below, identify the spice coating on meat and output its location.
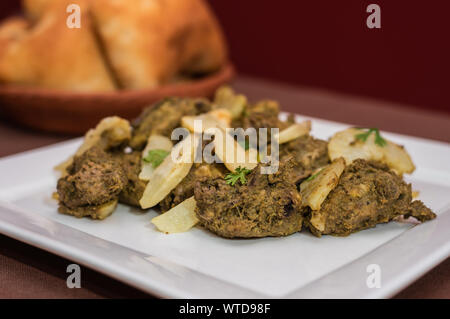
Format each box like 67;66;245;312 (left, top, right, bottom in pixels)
130;97;211;150
307;159;436;236
194;160;303;238
56;147;127;216
117;151;147;207
160;162;227;212
279;135;329;183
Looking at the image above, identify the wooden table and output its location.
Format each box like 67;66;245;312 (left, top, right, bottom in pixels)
0;76;449;298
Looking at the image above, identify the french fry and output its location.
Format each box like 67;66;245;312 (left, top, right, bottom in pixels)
275;120;311;144
139;135;173;181
151;196;198;234
139;134;195;209
181;109;231;133
300;158;346;211
213;127;258;172
213;86;247;119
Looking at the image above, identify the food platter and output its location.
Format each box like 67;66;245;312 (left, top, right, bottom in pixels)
0;114;449;298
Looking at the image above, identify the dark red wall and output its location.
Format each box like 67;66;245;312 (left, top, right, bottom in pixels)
2;1;449;113
210;0;450;113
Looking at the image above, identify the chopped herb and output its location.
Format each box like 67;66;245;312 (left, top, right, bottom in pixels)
225;166;252;186
143;149;170;168
355;128;387;147
305;168;324;182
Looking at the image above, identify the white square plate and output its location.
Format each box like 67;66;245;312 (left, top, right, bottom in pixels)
0;114;449;298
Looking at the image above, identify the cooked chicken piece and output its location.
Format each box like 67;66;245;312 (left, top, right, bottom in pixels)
130;98;211;150
279;135;329;183
194;159;303;238
160;162;227;212
57;147;127;219
240;100;288;132
306;159;436;236
117;151;147;207
404;200;436;223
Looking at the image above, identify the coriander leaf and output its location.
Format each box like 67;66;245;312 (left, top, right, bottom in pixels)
374;129;387;147
143;149;170;168
225;166;252;186
355;128;386;147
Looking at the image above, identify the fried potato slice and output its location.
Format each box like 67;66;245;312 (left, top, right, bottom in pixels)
300;158;346;211
328;128;415;175
275;120;311;144
139;135;173;181
382;140;416;175
151;196;198;234
139;134;196;209
90;200;119;220
182;109;231;133
213;127;258;172
213;86;247;119
58;199;118;220
309;210;327;233
54;116;131;175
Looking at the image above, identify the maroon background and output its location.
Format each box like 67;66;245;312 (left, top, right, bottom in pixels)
1;0;449;114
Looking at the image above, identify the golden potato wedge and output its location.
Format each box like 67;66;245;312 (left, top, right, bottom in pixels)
213;127;258;172
55;116;131;175
300;158;346;210
181;109;231;133
59;199;118;220
275;120;311;144
213;86;247;119
328;128;415;174
328;128;382;164
151;196;198;234
139;135;195;209
309;210;327;233
92;199;119;220
382;140;415;175
139;135;173;181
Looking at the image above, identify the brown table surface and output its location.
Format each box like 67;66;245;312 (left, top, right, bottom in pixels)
0;76;449;299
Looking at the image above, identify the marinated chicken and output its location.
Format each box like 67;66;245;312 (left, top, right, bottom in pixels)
117;151;147;207
279;135;329;183
130;97;211;150
194;159;303;238
305;159;436;236
57;146;127;219
160;162;226;212
54;86;437;239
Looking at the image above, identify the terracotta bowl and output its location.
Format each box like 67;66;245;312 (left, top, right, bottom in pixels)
0;63;234;135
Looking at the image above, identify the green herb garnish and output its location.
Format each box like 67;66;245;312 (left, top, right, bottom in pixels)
143;149;170;168
305;168;324;182
355;128;387;147
225;166;252;186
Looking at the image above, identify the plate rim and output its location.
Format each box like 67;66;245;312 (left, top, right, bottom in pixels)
0;114;449;298
0;199;448;298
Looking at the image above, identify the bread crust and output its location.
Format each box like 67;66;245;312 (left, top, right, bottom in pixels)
0;0;116;91
90;0;228;89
